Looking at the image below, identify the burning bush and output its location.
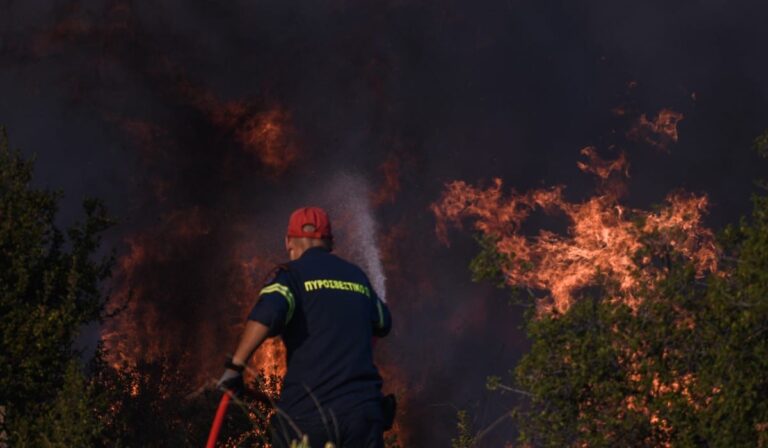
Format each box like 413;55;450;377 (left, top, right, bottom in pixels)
433;141;768;446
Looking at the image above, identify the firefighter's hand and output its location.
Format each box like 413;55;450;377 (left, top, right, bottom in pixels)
217;360;245;396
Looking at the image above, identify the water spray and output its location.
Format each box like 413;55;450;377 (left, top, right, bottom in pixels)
320;172;387;302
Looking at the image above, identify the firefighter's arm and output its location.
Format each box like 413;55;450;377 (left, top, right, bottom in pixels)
218;273;293;393
231;320;271;366
218;321;269;394
372;293;392;338
231;284;290;366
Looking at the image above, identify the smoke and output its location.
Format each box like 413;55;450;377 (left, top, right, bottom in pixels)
3;1;768;445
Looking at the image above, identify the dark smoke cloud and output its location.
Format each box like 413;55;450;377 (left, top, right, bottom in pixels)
2;0;768;445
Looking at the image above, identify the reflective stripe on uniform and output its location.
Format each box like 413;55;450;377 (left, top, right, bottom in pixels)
260;283;295;324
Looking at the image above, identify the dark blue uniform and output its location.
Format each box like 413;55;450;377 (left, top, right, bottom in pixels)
248;247;392;447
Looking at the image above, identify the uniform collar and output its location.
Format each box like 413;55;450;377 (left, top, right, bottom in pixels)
300;246;330;259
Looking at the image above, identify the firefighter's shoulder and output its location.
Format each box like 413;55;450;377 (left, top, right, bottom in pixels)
260;263;291;285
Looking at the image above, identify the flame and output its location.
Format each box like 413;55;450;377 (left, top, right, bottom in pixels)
372;216;444;446
177;82;299;175
377;359;412;445
576;146;628;182
102;207;211;371
627;108;684;152
236;107;299;174
432;148;717;315
624;369;701;447
32;2;300;177
101;69;300;389
433;142;720;442
235;250;288;382
102;208;287;388
248;338;287;390
372;153;402;206
129;382;140;397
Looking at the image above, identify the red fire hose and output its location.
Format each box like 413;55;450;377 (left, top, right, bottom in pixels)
206;392;231;448
206;339;379;446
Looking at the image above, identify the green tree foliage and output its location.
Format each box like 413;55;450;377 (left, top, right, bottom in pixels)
451;410;475;448
0;127;304;446
0;127;115;444
754;130;768;159
13;361;107;447
468;143;768;446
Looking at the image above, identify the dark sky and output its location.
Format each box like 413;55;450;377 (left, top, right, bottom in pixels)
2;1;768;445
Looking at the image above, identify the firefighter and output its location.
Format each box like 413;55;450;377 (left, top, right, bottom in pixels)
217;206;392;448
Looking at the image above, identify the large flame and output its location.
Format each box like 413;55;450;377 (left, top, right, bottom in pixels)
432;113;721;443
102;211;289;390
102;88;299;387
432;145;716;315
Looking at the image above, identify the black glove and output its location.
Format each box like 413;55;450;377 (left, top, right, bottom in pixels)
216;359;245;396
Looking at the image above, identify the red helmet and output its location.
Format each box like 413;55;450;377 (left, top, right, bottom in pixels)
286;206;332;239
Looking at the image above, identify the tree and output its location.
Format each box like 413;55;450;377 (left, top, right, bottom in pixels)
0;127;308;447
13;361;107;447
444;141;768;446
510;188;768;447
0;127;114;445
